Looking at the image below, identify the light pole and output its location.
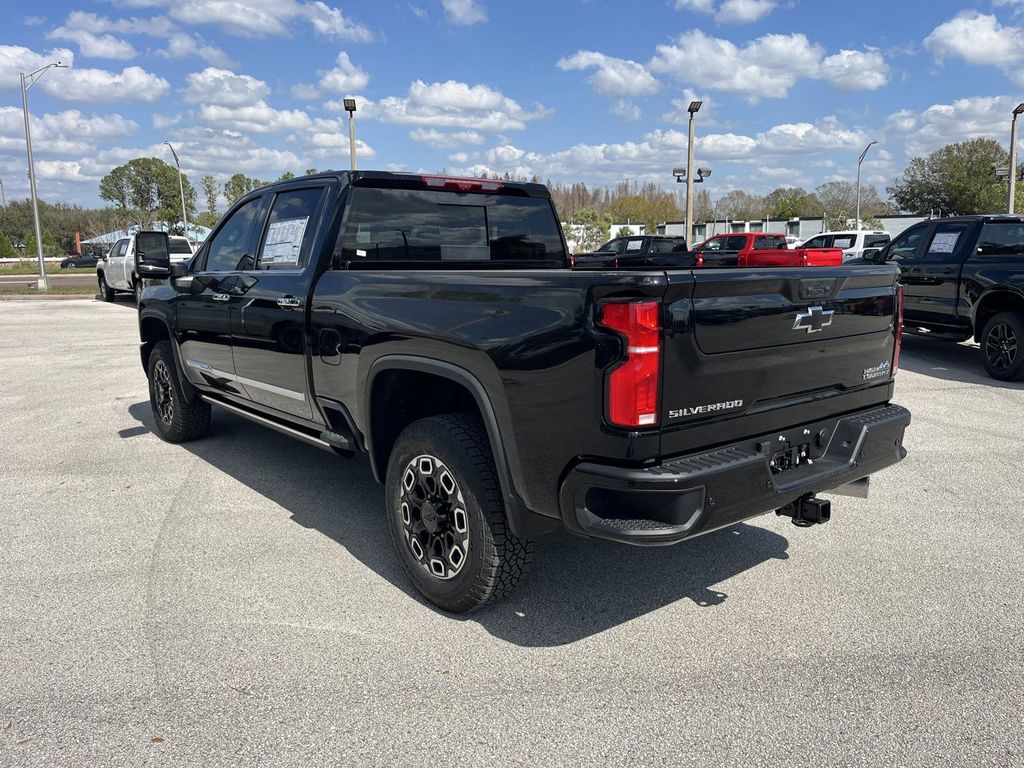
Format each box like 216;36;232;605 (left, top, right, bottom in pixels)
683;101;701;245
674;162;710;243
0;178;6;207
1009;103;1024;214
343;98;357;171
21;61;67;290
855;139;878;230
164;141;189;244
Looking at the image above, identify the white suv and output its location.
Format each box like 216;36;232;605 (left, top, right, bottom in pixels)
97;234;194;303
800;230;890;262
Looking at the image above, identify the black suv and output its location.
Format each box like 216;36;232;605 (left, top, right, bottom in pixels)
869;215;1024;380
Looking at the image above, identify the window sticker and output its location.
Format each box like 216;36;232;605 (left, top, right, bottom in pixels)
262;216;309;265
930;231;960;253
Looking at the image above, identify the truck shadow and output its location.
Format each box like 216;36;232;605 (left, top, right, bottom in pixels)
900;334;1024;389
127;401;790;648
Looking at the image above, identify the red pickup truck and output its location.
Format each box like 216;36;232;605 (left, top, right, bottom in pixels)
694;233;842;267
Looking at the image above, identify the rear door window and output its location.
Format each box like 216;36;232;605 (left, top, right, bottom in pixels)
255;187;326;270
864;234;890;248
802;235;830;249
832;235;856;250
337;187;565;266
624;238;644;252
925;223;972;258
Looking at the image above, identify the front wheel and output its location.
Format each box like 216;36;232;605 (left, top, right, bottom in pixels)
385;414;532;613
134;278;142;305
147;341;211;442
981;311;1024;381
98;273;113;302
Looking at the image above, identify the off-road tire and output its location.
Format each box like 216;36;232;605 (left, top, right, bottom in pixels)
980;311;1024;381
147;340;211;443
98;273;113;302
385;414;532;613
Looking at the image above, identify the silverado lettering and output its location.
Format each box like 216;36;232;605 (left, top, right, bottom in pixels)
669;400;744;418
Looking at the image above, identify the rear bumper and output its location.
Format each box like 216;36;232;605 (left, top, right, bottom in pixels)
558;403;910;546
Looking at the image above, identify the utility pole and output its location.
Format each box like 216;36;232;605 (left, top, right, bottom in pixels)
164;141;189;243
0;178;6;208
855;139;877;231
343;99;357;171
1009;104;1024;214
21;61;67;290
685;101;701;246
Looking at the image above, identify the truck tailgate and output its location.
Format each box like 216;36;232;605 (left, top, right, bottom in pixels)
658;265;899;453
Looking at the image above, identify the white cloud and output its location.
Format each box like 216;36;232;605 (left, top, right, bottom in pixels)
199;103;313;134
611;100;641;121
47;27;137;60
925;11;1024;85
820;49;889;90
673;0;714;11
164;0;375;41
183;67;269;107
318;52;369;92
152;113;182;129
291;82;321;100
0;45;74;88
49;12;231;67
650;30;889;101
716;0;775;23
884;95;1020;156
409;128;486;147
40;66;170;103
448;151;473;164
442;0;487;26
556;50;659;98
359;80;551;132
0;107;137;156
305;131;375;159
673;0;775;22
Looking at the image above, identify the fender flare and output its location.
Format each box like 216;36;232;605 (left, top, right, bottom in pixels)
364;354;533;535
971;285;1024;337
138;311;197;404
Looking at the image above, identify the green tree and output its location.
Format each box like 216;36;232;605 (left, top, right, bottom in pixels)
887;137;1019;215
763;187;822;219
223;173;263;204
0;236;17;259
717;190;764;221
571;207;612;251
202;174;219;216
615;225;634;237
304;167;318;176
277;171;296;181
99;157;196;229
815;180;889;229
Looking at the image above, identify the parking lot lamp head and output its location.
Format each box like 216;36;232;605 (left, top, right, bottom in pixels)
21;61;66;291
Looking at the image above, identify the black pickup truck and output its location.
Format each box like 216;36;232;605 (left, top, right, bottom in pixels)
134;171;910;612
867;214;1024;380
573;234;693;269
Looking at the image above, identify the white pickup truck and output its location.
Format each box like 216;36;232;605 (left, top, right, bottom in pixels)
97;234;194;303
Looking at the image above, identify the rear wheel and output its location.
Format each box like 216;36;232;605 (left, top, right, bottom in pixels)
98;273;113;302
147;340;211;442
981;311;1024;381
385;414;532;613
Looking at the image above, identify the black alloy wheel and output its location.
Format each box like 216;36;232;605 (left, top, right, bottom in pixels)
981;311;1024;381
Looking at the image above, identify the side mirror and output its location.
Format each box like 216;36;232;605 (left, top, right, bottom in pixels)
136;231;171;279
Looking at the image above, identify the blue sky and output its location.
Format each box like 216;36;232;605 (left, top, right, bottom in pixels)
1;0;1022;208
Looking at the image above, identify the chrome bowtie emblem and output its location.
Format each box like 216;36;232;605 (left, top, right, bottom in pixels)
793;305;835;333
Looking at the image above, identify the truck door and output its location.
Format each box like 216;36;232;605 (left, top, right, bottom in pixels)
897;221;973;328
106;238;128;289
229;184;330;421
176;194;267;398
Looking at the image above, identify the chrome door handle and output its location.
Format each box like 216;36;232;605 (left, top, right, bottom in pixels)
211;292;230;302
276;297;302;308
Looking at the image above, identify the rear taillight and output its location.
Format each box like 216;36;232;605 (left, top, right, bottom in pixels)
695;252;704;267
598;300;661;428
893;284;904;373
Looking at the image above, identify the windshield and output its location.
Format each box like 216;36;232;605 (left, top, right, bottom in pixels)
169;237;193;254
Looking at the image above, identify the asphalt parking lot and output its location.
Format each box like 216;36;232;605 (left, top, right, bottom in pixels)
1;298;1022;767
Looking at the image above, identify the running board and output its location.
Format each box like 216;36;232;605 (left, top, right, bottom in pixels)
199;394;334;452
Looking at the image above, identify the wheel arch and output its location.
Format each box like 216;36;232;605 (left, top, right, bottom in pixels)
139;312;197;403
365;355;534;537
973;288;1024;342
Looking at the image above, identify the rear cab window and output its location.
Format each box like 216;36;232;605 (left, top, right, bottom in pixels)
977;222;1024;255
336;187;566;268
